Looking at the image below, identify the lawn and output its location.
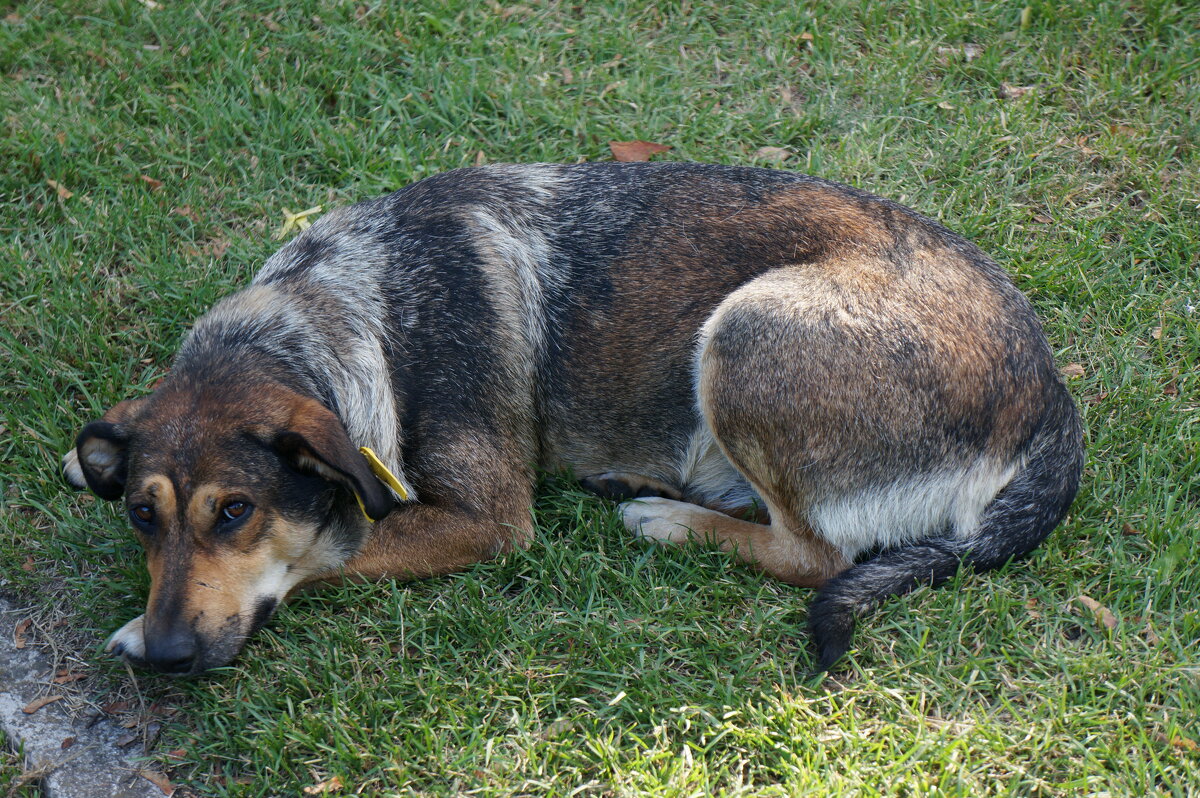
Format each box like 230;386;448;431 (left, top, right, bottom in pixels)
1;0;1198;795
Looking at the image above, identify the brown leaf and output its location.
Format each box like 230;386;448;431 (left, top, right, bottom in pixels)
1155;733;1199;752
1141;623;1161;646
1109;124;1137;137
304;776;344;795
5;13;21;23
609;140;671;162
61;736;76;749
166;748;187;760
200;237;230;259
139;175;164;191
47;179;73;200
1032;213;1054;224
753;146;791;163
999;82;1034;99
116;732;138;747
23;695;64;714
1076;595;1118;630
100;700;130;714
797;31;813;42
22;555;34;571
936;101;955;110
14;617;32;649
139;769;176;796
171;206;199;222
1121;522;1140;536
53;670;88;684
1151;326;1162;340
1061;363;1085;379
474;150;487;167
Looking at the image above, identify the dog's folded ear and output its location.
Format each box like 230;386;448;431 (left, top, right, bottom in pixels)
67;398;148;499
272;397;400;522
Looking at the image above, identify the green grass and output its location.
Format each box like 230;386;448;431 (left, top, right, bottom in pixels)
2;0;1198;795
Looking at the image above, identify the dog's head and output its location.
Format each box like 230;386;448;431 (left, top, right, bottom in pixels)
64;379;398;675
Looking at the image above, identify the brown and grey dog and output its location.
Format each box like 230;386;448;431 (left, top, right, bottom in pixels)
63;163;1083;675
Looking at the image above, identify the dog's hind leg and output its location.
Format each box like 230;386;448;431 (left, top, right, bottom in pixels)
619;495;847;588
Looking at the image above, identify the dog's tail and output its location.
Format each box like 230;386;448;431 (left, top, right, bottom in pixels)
807;383;1083;672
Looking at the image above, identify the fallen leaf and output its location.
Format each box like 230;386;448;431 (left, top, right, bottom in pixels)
275;205;323;239
197;236;230;259
139;769;175;796
304;776;344;795
100;700;130;714
5;13;21;23
1151;326;1162;339
753;146;791;162
609;140;671;162
999;83;1034;99
53;670;88;685
1076;595;1118;630
1061;363;1085;379
116;732;139;747
936;101;955;110
1109;123;1137;137
1155;733;1199;752
474;150;487;167
1032;213;1054;224
23;695;64;714
47;179;73;200
166;748;187;760
1141;623;1161;645
1121;522;1140;536
797;31;813;42
22;555;34;571
171;206;199;222
14;617;32;648
61;736;75;749
139;175;164;191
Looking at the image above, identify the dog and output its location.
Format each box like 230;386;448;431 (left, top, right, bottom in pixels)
63;163;1083;675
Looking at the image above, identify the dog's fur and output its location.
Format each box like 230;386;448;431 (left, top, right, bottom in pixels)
64;163;1083;675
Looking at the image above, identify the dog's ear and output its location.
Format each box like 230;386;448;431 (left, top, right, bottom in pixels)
67;398;147;500
272;397;399;522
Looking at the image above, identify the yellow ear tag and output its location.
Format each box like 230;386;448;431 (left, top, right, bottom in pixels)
357;447;409;521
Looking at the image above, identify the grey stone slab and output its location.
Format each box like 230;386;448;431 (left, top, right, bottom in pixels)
0;597;163;797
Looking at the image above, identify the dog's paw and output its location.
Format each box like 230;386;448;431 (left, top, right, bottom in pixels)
62;448;87;490
618;496;696;545
105;615;146;661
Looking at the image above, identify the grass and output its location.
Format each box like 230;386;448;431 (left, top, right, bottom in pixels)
1;0;1198;794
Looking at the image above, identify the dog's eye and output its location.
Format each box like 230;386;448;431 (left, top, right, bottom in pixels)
129;505;154;527
220;502;252;523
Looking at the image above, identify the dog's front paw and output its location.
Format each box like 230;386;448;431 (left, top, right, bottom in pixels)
619;496;695;545
105;615;147;662
62;449;87;490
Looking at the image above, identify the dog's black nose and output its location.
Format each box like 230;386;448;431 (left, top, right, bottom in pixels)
143;629;198;675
